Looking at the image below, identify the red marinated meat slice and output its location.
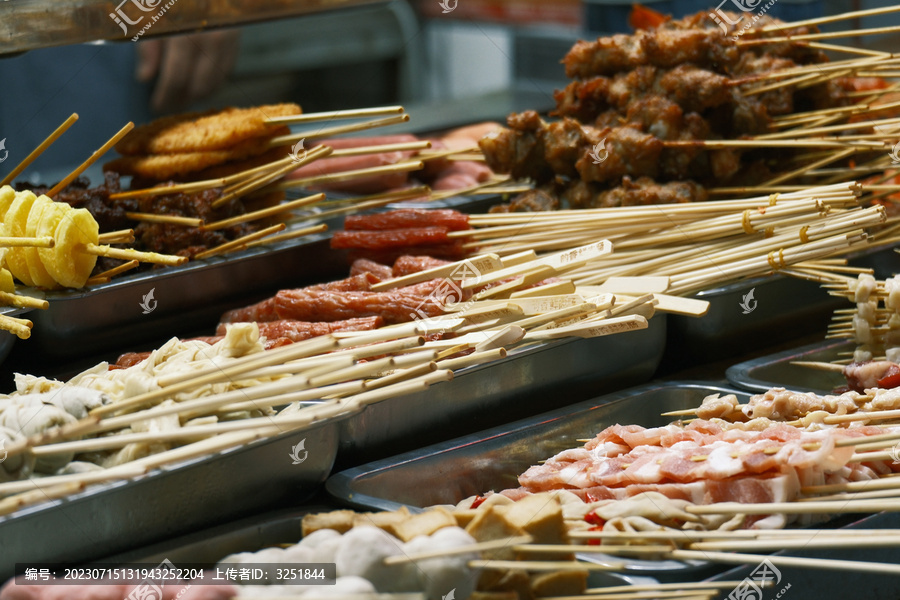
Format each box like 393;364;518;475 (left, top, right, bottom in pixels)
344;208;470;231
350;258;393;280
331;227;451;250
392;255;452;277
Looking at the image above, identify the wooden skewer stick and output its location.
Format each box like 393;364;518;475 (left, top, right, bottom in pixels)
83;244;186;266
468;560;624;572
264;105;405;124
663;139;884;149
330;140;431;157
203;193;326;231
278;160;424;190
0;314;33;339
0;292;48;310
670;549;900;576
790;360;845;372
244;223;328;248
584;581;769;594
764;5;900;31
85;260;140;285
213;146;332;208
0;236;54;248
124;212;203;227
97;229;134;244
268;114;411;148
384;535;532;565
192;223;286;260
691;536;900;551
47;122;134;197
740;24;900;44
0;113;79;186
686;498;900;515
108;178;229;200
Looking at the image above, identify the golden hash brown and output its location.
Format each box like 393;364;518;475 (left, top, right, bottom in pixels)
104;134;282;180
115;103;301;155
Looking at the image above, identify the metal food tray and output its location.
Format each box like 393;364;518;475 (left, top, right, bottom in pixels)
726;338;853;394
665;242;899;367
334;314;667;466
24;193;503;360
0;306;30;367
97;505;639;591
328;381;736;579
0;409;353;581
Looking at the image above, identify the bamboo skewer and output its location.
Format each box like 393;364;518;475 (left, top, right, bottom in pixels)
203;193;326;231
0;237;54;248
192;223;286;260
0;113;79;186
47;122;134;197
268;114;411;148
0;292;48;310
108;178;229;200
85;260;140;285
244;223;329;248
83;244;187;266
97;229;134;244
670;549;900;576
264;105;405;124
123;212;203;227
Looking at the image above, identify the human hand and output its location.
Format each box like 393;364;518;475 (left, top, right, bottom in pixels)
136;29;240;113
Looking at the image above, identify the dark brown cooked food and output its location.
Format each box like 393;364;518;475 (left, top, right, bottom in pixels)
481;8;852;212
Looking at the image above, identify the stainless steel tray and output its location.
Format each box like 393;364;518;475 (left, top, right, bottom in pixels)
726;339;853;394
327;381;739;580
0;306;30;367
334;314;667;466
98;506;640;591
326;381;740;511
665;242;899;367
0;409;352;581
24;193;504;360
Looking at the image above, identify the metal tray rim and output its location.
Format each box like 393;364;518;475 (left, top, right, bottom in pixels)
725;338;852;394
326;380;742;513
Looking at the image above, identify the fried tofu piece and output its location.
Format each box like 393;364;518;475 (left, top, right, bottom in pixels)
530;570;588;598
301;509;357;536
480;569;534;600
465;506;526;560
352;507;411;538
393;507;458;542
496;494;569;560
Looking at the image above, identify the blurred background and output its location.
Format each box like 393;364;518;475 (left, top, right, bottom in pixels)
0;0;895;180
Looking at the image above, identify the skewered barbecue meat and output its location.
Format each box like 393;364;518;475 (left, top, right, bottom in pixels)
350;258;394;280
562;177;706;209
215;316;384;340
553;65;732;121
331;228;453;251
392;255;451;277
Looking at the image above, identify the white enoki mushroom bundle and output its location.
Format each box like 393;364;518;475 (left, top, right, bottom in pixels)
851;273;879;362
884;275;900;363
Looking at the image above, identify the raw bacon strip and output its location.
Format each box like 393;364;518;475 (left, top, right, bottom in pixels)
344;208;470;231
350;258;393;280
392;255;452;277
215;316;383;340
331;227;451;250
273;279;450;324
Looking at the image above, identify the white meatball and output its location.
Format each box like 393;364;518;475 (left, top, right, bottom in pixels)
303;576;376;599
334;526;405;591
311;536;343;564
243;547;287;583
299;529;341;550
413;527;478;600
218;551;254;567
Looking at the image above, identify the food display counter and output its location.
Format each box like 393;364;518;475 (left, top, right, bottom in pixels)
1;1;900;599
